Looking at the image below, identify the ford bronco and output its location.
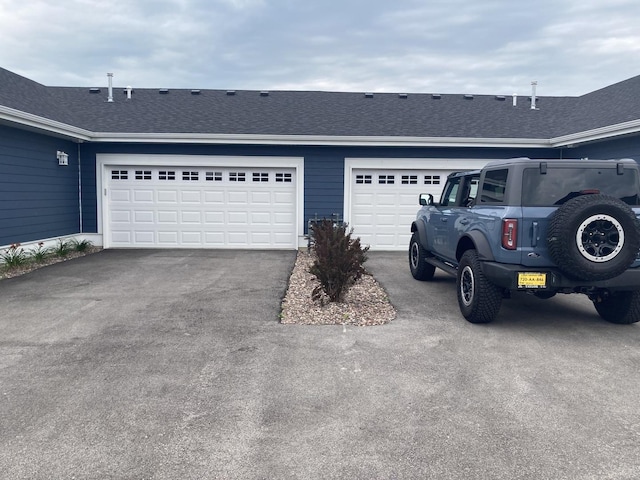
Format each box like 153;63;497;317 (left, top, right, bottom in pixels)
409;157;640;324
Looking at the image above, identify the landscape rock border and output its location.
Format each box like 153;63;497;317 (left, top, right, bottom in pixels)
280;251;397;326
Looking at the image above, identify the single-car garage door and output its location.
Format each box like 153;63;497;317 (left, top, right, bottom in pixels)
350;169;451;250
106;166;297;248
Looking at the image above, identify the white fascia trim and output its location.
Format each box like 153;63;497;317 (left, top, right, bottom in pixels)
95;154;305;249
91;132;552;148
0;105;92;141
551;119;640;147
343;157;495;225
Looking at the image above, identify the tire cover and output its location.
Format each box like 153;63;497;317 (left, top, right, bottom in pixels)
547;194;640;281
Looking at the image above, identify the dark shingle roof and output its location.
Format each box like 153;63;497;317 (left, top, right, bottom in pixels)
0;67;638;140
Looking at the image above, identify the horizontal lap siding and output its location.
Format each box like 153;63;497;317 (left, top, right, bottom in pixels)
572;135;640;163
303;154;344;231
0;125;79;245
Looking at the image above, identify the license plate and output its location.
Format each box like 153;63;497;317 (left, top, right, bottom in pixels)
517;272;547;289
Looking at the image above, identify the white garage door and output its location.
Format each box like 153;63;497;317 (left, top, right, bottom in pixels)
107;166;297;248
350;169;451;251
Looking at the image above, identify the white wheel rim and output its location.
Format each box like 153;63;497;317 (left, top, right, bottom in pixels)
576;214;624;262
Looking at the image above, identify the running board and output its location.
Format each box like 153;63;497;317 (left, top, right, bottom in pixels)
425;257;458;276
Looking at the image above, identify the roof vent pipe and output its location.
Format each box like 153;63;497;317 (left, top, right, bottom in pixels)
107;73;114;102
125;85;133;100
512;93;517;107
531;81;537;110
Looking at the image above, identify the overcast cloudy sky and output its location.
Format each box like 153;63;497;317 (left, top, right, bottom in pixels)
1;0;639;96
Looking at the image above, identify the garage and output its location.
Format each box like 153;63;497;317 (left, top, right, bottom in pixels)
98;156;303;249
344;159;492;251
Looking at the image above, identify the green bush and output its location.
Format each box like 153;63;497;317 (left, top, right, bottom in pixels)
1;244;28;268
54;239;72;257
71;239;93;252
309;219;369;302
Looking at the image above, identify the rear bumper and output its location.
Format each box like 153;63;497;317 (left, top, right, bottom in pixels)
481;262;640;292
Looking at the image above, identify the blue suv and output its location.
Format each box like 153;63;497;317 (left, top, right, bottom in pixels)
409;158;640;324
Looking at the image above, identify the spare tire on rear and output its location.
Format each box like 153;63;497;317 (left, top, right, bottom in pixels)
547;194;640;281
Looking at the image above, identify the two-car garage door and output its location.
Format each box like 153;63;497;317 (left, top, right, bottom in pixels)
105;164;297;249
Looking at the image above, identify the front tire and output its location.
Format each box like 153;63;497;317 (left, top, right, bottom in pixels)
593;291;640;324
409;232;435;280
457;250;502;324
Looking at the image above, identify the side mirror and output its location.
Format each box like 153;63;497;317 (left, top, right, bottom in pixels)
419;194;434;206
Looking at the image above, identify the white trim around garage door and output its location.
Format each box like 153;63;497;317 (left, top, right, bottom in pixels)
96;154;305;249
344;158;495;250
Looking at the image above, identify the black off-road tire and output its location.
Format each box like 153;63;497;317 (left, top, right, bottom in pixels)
409;232;436;280
547;194;640;281
457;249;502;324
593;291;640;324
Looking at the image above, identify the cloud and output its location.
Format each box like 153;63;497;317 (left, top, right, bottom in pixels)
0;0;639;95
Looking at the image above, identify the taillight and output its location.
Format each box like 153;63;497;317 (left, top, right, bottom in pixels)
502;219;518;250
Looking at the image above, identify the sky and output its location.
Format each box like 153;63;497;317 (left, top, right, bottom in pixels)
1;0;639;97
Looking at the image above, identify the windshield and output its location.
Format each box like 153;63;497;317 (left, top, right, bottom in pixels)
522;167;640;206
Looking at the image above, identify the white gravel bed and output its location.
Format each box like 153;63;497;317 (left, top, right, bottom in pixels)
280;251;397;326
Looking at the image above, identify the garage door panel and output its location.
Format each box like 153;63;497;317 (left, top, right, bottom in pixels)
158;232;179;244
204;212;224;224
228;191;249;204
111;190;131;202
181;191;201;203
251;212;271;224
134;211;154;223
107;165;296;249
351;168;452;251
274;212;294;225
181;232;202;244
251;192;271;204
228;211;249;224
111;210;131;223
111;231;131;243
158;190;178;203
134;190;154;202
158;211;178;223
181;211;202;223
134;231;155;244
204;191;224;203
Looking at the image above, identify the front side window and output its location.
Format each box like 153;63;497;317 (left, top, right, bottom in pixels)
440;177;461;206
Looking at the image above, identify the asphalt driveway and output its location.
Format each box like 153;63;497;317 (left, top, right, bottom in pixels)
1;249;639;479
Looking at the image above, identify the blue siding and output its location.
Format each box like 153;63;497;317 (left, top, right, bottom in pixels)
0;125;79;246
571;134;640;162
304;154;345;227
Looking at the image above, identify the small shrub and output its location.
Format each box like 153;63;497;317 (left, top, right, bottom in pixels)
29;242;51;263
309;219;369;302
1;243;29;268
71;238;93;252
54;239;72;257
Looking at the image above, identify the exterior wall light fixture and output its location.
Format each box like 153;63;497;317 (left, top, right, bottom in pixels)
57;151;69;166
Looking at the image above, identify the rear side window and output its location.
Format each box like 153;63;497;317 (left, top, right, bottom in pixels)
480;169;508;203
522;167;640;206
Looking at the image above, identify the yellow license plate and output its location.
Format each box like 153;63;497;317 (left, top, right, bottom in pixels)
518;272;547;289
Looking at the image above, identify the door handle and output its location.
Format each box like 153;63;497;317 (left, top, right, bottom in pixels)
441;217;448;222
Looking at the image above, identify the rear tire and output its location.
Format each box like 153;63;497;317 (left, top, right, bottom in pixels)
457;250;502;324
593;291;640;324
409;232;435;281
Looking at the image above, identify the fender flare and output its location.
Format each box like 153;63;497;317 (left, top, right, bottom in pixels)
457;231;495;262
411;219;429;249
